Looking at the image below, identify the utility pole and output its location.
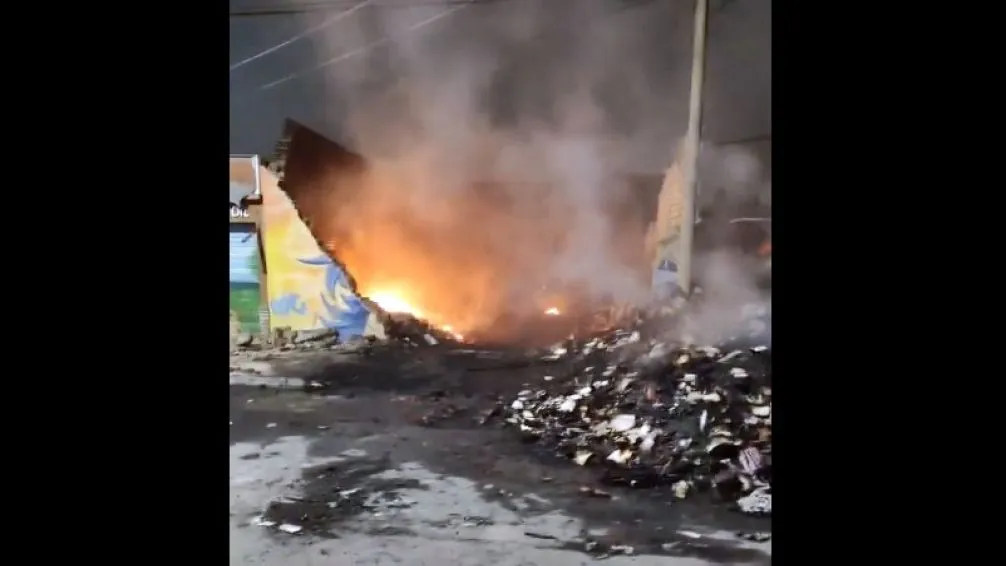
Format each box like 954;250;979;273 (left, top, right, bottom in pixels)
677;0;709;296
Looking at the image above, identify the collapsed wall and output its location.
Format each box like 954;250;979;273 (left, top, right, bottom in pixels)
259;123;386;339
272;119;370;281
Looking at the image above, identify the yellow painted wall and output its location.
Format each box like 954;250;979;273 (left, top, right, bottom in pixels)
260;168;385;338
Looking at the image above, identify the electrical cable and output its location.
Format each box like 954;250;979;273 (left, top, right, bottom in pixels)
230;0;576;18
232;0;720;102
234;0;473;102
230;0;374;71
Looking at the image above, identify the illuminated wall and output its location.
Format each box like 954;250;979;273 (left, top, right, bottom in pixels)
260;167;385;338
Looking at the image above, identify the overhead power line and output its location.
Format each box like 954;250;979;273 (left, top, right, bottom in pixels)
232;0;473;104
230;0;510;17
230;0;373;71
228;0;660;18
231;0;723;102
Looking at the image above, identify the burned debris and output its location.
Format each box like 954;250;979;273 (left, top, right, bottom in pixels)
231;310;465;355
379;312;465;347
491;306;771;517
231;327;342;352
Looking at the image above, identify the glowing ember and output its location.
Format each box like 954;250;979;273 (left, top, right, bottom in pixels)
369;291;424;319
368;289;464;341
544;307;561;316
442;325;465;342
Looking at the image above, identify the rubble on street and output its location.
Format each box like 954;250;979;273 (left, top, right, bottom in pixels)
489;303;771;518
230;294;772;560
230;289;772;521
231;310;463;355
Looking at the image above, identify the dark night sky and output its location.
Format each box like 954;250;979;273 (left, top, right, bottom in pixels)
229;0;770;174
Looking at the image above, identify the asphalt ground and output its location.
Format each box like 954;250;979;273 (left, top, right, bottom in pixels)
229;345;770;565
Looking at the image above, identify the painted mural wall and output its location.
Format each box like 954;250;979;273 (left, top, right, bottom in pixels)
229;229;262;334
260;167;385;339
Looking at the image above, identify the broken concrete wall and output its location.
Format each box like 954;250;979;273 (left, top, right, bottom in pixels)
276;119;657;302
274;119;369;263
259;163;385;339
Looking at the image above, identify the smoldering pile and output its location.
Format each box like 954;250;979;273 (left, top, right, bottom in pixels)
496;307;771;517
380;312;464;347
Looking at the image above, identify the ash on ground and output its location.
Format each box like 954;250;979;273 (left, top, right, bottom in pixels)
253;455;426;538
489;303;771;518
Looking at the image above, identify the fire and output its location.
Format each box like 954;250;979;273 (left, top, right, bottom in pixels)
369;290;424;319
290;134;652;345
442;325;464;342
544;307;561;316
368;289;465;341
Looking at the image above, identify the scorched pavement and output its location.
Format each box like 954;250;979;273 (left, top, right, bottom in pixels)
229;343;771;565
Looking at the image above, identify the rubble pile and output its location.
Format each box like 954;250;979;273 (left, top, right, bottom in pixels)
496;306;771;517
230;311;463;354
379;312;463;347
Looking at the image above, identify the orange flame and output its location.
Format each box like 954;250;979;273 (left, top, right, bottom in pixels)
292;133;651;344
368;289;465;341
544;307;561;316
369;290;425;319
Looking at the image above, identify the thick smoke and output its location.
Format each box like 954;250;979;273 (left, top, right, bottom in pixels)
295;0;768;339
688;143;772;345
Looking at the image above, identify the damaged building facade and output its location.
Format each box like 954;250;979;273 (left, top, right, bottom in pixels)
267;119;670;341
248;118;768;342
259;124;386;340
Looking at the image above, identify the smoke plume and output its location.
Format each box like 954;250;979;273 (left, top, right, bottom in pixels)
287;0;769;340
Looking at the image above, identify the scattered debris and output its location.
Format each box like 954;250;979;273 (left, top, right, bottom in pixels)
292;328;339;346
524;531;560;541
491;303;771;516
578;539;637;559
251;516;276;527
610;544;635;556
735;531;771;542
381;312;464;348
232;310;464;355
579;486;614;498
736;486;771;516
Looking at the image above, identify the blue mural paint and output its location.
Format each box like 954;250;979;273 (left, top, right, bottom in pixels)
270;293;307;316
296;255;373;337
